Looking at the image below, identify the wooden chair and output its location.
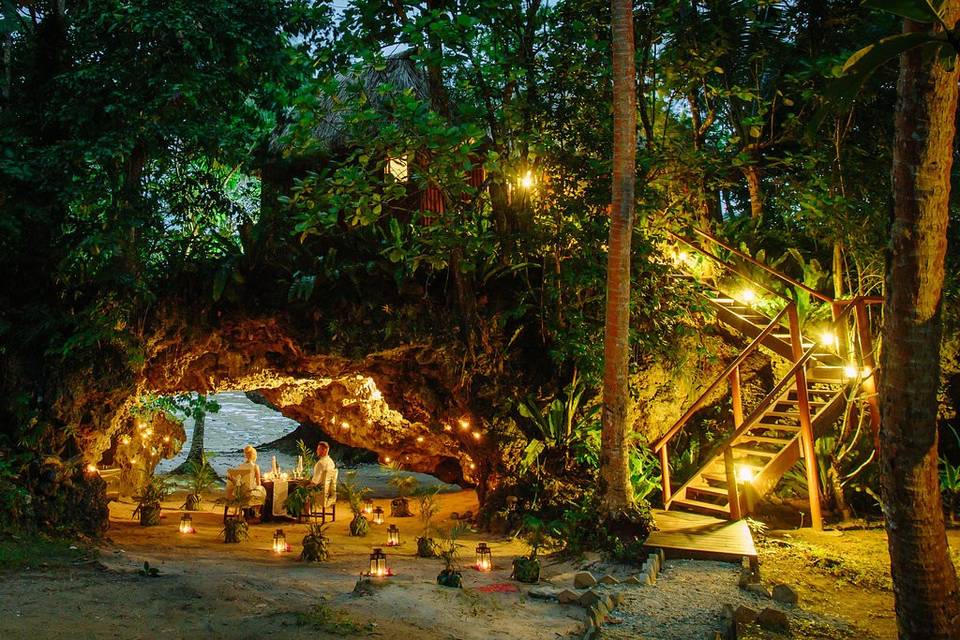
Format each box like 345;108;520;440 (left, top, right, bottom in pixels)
98;467;121;502
307;467;338;524
223;467;266;523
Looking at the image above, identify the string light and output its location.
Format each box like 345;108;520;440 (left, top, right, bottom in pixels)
472;432;481;441
459;419;470;430
416;436;424;443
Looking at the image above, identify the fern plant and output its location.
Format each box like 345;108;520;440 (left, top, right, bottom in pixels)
385;462;418;517
940;426;960;524
339;471;371;537
435;524;466;587
181;451;217;510
415;487;440;557
301;523;331;562
132;475;172;526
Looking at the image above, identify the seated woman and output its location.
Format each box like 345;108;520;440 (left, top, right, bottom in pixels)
228;445;268;506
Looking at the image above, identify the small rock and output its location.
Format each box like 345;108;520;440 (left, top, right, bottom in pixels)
528;586;559;600
771;583;799;605
645;572;656;585
733;605;758;624
598;575;620;585
746;583;771;598
578;589;603;608
574;571;598;589
623;575;643;585
557;589;581;605
738;566;755;588
611;591;626;607
757;607;790;632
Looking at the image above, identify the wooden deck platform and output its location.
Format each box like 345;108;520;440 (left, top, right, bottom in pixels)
643;509;756;562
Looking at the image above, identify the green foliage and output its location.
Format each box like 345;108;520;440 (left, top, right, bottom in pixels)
436;523;467;574
416;487;441;535
339;471;371;516
300;523;331;562
132;475;172;526
384;462;419;499
221;516;249;544
138;561;161;577
181;451;217;509
294;603;374;634
940;426;960;522
284;485;315;519
297;439;317;476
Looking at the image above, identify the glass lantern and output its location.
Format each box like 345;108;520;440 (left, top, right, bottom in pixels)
178;514;194;534
372;506;385;525
386;524;400;547
363;498;374;515
272;529;287;553
369;548;387;577
475;542;492;571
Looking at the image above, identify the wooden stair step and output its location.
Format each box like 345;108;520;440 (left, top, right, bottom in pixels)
671;497;731;516
738;434;794;446
686;483;730;499
764;411;801;420
752;421;801;432
732;445;777;458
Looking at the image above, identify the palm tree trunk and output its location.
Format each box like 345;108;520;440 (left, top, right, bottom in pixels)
599;0;636;512
880;8;960;638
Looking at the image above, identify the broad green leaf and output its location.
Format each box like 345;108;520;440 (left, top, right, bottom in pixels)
842;32;944;76
863;0;945;23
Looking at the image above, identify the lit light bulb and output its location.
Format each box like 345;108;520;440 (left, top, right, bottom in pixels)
86;464;98;474
819;330;837;349
416;436;424;443
736;465;755;483
843;364;859;380
472;432;481;441
443;424;452;432
469;463;476;470
384;456;392;463
459;419;470;430
342;421;350;430
519;171;534;189
741;288;757;304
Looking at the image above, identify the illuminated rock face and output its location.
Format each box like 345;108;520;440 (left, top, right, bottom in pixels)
84;318;485;487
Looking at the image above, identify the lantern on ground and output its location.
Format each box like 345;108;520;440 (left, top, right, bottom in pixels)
369;548;388;577
363;498;374;515
386;524;400;547
273;529;288;553
475;542;492;572
179;514;194;534
372;506;385;525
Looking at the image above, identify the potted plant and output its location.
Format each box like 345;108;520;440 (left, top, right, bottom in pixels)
511;517;550;584
415;487;440;557
385;462;418;517
296;439;316;479
181;451;217;511
284;484;313;520
340;472;371;537
216;484;251;543
132;475;171;526
300;523;331;562
436;524;465;588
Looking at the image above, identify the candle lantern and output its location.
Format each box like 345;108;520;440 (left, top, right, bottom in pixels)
273;529;288;553
386;524;400;547
179;514;194;534
369;548;388;577
363;498;374;515
475;542;492;571
372;506;385;525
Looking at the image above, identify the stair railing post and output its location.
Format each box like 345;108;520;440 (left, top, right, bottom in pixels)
659;445;672;506
831;301;850;361
854;298;881;452
787;304;823;531
723;446;742;520
730;365;743;428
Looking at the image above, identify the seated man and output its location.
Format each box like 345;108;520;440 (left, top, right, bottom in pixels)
310;441;338;521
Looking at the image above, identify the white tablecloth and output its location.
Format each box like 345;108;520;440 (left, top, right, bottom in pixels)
272;478;289;517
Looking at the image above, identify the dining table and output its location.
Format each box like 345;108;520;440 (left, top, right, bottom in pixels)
261;476;311;523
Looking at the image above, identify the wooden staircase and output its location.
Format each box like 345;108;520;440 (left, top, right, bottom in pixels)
653;229;882;528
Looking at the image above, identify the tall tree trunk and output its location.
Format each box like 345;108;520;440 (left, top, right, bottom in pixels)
879;8;960;639
599;0;636;512
173;405;207;473
742;163;763;220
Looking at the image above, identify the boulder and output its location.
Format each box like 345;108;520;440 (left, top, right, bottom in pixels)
623;575;643;586
745;583;771;598
528;586;560;600
574;571;598;589
578;589;603;608
757;607;790;632
557;589;581;605
771;583;799;605
598;575;620;585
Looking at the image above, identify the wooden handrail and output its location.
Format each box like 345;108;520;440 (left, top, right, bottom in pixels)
687;227;835;303
653;303;793;452
668;230;792;303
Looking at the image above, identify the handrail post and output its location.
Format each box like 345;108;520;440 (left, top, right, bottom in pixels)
787;304;823;531
854;298;881;452
723;446;742;520
730;365;743;428
659;445;672;506
831;301;850;361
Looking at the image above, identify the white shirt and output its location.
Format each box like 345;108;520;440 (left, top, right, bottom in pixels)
311;455;336;490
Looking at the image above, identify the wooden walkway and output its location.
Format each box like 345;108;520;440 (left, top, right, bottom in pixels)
643;509;756;562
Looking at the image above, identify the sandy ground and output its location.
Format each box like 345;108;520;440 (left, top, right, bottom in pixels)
2;494;956;640
0;490;583;640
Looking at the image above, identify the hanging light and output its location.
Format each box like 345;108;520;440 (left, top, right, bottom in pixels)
736;465;755;483
85;464;98;475
819;330;838;350
272;529;288;553
843;363;860;380
475;542;493;572
386;524;401;547
369;548;388;577
459;419;470;430
518;170;534;190
372;507;385;525
363;498;374;515
179;514;195;534
740;288;757;304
